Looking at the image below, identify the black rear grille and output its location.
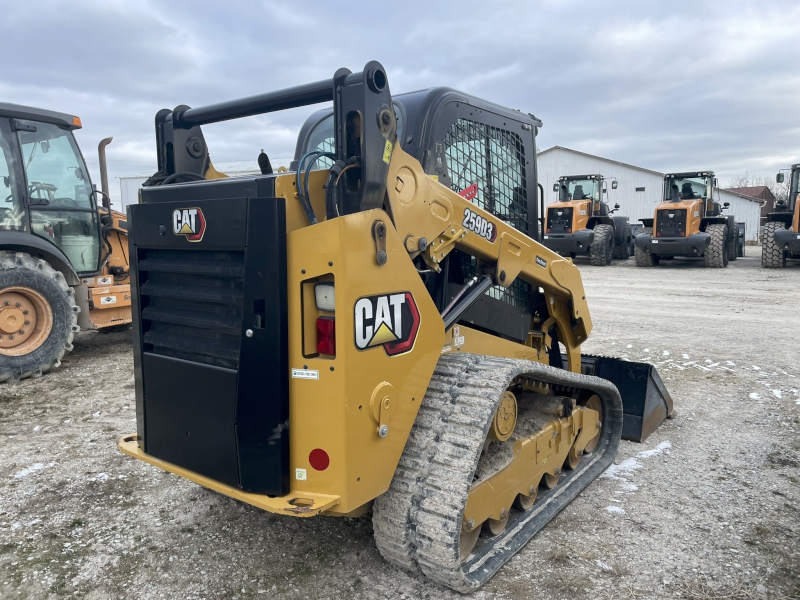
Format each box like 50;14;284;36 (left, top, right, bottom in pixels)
547;207;573;233
137;249;244;369
656;209;687;237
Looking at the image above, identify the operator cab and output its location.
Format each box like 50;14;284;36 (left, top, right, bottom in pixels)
662;171;722;217
0;103;102;274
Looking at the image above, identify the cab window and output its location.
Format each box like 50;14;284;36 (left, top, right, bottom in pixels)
17;121;94;209
0;130;23;230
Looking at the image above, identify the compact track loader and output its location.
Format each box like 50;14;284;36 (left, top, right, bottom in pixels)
543;174;632;265
763;165;800;268
0;104;131;383
119;62;672;592
635;171;738;268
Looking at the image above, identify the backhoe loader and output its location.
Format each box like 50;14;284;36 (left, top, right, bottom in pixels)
763;164;799;268
118;62;672;592
634;171;738;268
0;104;131;383
542;174;632;265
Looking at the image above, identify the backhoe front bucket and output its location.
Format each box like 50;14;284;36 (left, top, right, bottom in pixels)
579;355;674;442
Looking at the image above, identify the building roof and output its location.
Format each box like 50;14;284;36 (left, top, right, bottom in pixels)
538;146;764;205
538;146;664;177
724;186;775;201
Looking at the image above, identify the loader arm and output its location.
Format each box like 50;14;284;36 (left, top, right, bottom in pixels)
383;144;591;371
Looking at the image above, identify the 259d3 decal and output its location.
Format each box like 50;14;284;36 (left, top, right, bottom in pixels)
462;207;497;242
354;292;420;356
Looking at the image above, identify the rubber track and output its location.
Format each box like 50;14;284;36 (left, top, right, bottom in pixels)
373;353;623;592
704;224;727;268
762;221;786;268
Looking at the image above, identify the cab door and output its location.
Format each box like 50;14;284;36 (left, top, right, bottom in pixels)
14;119;101;274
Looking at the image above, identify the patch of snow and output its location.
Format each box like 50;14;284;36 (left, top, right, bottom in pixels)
726;361;736;366
602;442;671;482
33;426;40;432
89;473;109;482
643;348;650;352
749;393;761;400
605;506;626;515
752;365;761;371
682;353;690;359
13;462;54;479
626;344;633;349
771;390;782;399
92;412;100;418
595;559;614;571
662;350;670;356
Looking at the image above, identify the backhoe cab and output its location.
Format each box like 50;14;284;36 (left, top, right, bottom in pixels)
543;174;632;265
635;171;738;268
0;103;131;383
763;165;800;268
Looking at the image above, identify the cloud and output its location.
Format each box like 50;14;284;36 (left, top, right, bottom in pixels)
1;0;797;204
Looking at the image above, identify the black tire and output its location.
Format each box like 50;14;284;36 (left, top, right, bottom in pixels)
628;234;636;257
762;221;786;268
704;224;728;268
0;251;79;383
727;224;738;262
612;223;632;260
589;224;614;266
634;228;659;267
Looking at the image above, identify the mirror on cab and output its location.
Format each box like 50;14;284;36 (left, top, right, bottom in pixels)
612;181;618;189
723;202;730;208
553;182;559;192
777;173;785;184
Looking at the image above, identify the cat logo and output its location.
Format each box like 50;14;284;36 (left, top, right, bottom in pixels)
354;292;420;356
668;213;675;218
172;208;206;242
557;211;563;216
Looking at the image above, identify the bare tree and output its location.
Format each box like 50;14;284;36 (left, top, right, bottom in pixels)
726;172;789;203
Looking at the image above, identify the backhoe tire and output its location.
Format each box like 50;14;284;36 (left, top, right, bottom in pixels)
612;223;632;260
0;252;79;383
727;224;738;262
704;224;728;268
762;221;787;268
634;228;659;267
589;224;614;266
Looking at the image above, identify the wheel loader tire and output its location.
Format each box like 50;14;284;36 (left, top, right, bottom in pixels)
634;228;659;267
762;221;787;268
704;224;728;268
0;252;79;383
589;224;614;266
612;223;632;260
727;224;738;262
373;353;623;592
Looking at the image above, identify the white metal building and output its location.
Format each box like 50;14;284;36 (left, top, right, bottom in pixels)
537;146;764;241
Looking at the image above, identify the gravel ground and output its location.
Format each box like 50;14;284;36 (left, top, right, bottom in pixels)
0;249;798;599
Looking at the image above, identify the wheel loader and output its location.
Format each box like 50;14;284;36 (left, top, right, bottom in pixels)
634;171;738;268
762;164;800;268
118;62;673;592
0;104;131;383
542;174;632;265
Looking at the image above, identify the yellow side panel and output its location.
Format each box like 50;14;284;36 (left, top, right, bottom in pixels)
286;208;444;514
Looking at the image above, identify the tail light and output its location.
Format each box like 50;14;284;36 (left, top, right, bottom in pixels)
316;317;335;355
546;228;552;233
565;227;572;233
656;232;662;237
679;232;685;237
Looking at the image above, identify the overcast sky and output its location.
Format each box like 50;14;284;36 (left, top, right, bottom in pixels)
3;0;798;204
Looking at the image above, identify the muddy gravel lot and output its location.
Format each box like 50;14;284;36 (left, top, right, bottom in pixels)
1;250;798;600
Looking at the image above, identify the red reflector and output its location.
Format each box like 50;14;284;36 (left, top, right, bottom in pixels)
566;228;571;233
546;228;552;233
656;232;662;237
309;448;330;471
679;232;685;237
317;317;335;355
